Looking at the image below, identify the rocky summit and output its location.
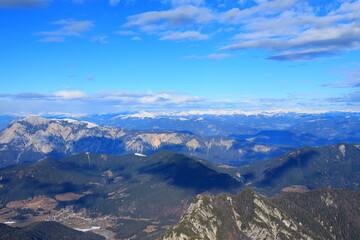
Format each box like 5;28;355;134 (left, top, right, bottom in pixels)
162;188;360;240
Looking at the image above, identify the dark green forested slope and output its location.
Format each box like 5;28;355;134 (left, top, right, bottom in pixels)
238;143;360;195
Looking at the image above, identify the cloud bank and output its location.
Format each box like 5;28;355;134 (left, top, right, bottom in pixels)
0;89;358;114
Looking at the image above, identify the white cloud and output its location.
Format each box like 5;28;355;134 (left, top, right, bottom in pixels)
160;31;209;40
54;91;88;99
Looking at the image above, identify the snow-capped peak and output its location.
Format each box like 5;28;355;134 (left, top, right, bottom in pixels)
84;121;98;128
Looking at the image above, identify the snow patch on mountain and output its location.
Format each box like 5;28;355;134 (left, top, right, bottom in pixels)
84;121;98;128
134;153;147;157
54;118;77;123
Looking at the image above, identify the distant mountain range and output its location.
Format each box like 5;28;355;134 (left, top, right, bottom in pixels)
1;111;359;147
162;188;360;240
0;117;292;167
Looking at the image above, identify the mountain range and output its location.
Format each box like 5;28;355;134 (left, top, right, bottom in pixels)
0;112;359;239
1;111;359;147
0;117;292;167
1;143;360;238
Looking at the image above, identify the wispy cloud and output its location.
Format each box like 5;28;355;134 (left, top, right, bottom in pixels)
182;53;230;60
91;35;108;43
160;31;209;41
0;91;88;100
0;0;50;8
220;0;297;24
35;19;94;42
266;47;340;61
131;36;142;41
86;75;95;81
98;90;203;105
109;0;120;6
38;36;65;42
328;89;360;104
119;4;215;42
124;5;213;28
162;0;205;6
323;65;360;88
114;30;138;35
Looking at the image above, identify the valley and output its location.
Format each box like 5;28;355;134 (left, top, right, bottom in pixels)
0;151;242;239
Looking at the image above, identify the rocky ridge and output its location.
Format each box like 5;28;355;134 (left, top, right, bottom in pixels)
162;188;360;240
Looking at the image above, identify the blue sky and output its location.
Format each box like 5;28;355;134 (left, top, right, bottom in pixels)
0;0;359;114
